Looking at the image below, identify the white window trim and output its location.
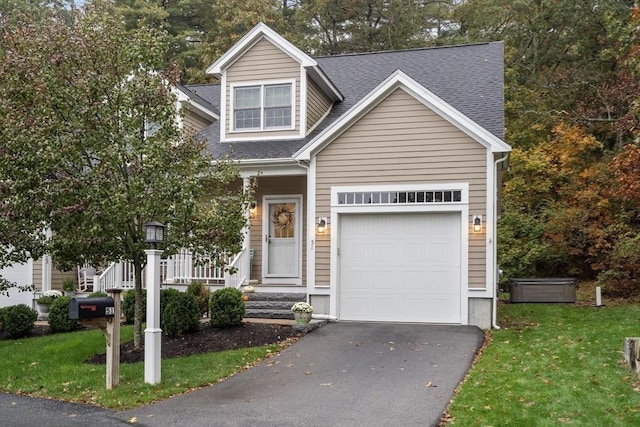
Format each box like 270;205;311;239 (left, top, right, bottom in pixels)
230;79;296;133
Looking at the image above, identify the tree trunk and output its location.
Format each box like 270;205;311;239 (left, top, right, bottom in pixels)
133;262;144;350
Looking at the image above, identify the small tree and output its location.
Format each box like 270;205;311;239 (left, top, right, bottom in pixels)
0;1;250;349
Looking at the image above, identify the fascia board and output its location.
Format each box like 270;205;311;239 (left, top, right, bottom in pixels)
307;66;344;101
173;86;219;121
294;70;511;160
206;22;316;75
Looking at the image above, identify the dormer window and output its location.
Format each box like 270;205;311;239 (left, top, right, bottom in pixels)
233;82;293;131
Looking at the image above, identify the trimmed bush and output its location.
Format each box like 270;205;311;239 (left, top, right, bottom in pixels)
186;282;210;317
48;296;80;333
122;289;146;324
162;292;200;337
4;304;37;338
209;287;245;328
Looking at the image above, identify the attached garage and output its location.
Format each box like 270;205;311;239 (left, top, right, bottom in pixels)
338;212;462;323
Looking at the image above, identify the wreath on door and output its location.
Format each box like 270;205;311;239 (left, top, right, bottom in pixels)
272;205;294;230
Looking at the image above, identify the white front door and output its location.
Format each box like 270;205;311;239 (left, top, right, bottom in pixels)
263;196;302;280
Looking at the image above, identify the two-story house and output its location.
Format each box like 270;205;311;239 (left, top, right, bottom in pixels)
179;23;511;329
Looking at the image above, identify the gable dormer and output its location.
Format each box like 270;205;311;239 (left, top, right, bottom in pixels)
206;23;342;143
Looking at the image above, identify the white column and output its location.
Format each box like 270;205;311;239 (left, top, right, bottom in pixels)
242;177;252;282
144;249;162;385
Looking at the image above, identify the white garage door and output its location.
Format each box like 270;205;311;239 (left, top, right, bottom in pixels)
339;212;461;323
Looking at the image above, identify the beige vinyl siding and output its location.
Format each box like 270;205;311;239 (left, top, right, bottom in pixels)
306;78;332;131
51;265;77;291
315;88;488;289
248;176;307;284
183;110;214;139
226;37;300;139
32;258;43;288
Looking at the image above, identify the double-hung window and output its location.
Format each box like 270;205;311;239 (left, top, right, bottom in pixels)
233;83;292;131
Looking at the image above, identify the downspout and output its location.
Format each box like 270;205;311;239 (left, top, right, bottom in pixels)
493;153;509;330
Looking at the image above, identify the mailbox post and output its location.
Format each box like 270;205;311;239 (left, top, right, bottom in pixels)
69;288;122;390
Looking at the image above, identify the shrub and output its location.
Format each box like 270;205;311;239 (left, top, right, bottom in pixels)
186;282;210;317
122;289;146;324
62;277;76;292
88;291;107;298
209;287;245;328
48;296;80;333
0;307;7;332
162;292;200;337
4;304;37;338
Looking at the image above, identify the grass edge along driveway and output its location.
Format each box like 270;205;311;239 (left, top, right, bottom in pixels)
0;325;279;410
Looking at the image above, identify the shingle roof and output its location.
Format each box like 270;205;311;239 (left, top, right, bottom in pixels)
185;42;505;160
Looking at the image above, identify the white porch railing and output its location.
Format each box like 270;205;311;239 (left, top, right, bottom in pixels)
98;261;137;292
224;246;249;289
96;249;244;292
164;249;229;285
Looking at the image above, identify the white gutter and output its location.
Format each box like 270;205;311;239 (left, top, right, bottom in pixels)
493;153;509;329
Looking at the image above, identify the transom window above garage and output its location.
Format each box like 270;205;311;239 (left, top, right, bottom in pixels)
233;83;293;131
337;189;463;205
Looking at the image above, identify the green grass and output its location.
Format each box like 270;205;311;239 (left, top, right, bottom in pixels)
446;303;640;426
0;325;277;410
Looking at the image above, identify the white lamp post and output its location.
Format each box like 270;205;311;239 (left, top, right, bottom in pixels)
143;221;164;385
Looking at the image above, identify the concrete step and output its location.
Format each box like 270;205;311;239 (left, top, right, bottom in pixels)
244;308;295;320
245;300;299;311
243;292;306;302
242;292;306;320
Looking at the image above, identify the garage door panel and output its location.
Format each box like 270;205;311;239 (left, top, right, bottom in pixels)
339;213;461;323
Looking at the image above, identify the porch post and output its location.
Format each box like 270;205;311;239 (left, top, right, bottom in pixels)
242;176;252;284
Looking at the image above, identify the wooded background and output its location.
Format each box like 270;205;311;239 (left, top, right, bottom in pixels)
4;0;640;295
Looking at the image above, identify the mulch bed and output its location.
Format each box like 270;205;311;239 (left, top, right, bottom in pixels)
0;322;302;364
87;321;302;364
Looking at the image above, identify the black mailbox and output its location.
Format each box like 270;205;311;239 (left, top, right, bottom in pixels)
69;297;115;320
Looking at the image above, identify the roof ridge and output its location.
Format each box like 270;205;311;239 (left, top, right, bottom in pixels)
312;41;499;59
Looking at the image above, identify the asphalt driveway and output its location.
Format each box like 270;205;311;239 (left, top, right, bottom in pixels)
120;322;484;427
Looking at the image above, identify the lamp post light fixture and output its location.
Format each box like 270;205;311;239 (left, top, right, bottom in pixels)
144;221;165;249
143;220;165;385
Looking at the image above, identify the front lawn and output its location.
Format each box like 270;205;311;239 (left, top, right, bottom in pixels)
445;300;640;426
0;325;278;410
